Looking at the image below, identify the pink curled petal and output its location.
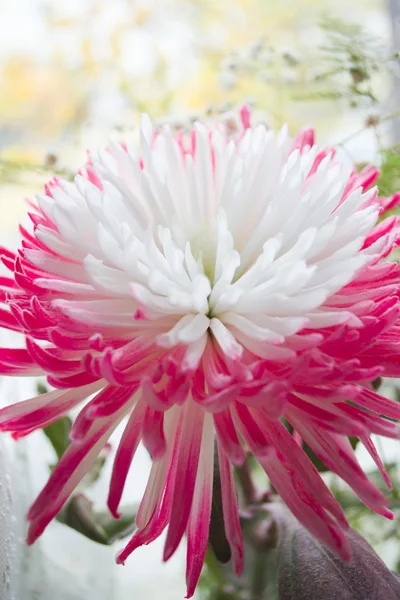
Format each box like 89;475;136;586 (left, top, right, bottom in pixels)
257;413;349;530
0;382;102;433
118;408;184;562
47;369;100;389
135;454;169;531
197;384;239;413
360;436;392;491
163;401;205;562
138;408;183;530
87;383;139;418
27;403;130;544
107;399;146;518
289;413;391;516
237;382;289;419
120;411;184;560
0;347;37;369
260;450;351;561
287;394;368;437
233;402;273;458
291;126;315;152
185;413;214;598
141;375;178;412
68;405;95;442
382;191;400;214
69;384;137;441
354;387;400;420
142;406;166;460
26;337;83;374
49;328;92;351
239;105;251;130
116;487;171;565
213;408;246;466
340;403;399;439
0;307;21;331
362;216;398;250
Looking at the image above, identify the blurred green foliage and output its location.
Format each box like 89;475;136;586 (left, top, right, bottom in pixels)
377;149;400;197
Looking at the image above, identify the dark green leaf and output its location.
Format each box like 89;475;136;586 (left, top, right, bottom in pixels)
209;452;231;563
302;443;329;472
57;495;110;545
349;436;359;450
57;494;137;545
36;381;48;395
96;507;137;544
371;377;383;391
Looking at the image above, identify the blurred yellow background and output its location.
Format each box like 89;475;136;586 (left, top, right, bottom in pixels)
0;0;395;236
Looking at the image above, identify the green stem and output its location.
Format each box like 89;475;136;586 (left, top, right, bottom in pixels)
381;108;400;123
236;457;258;505
0;159;74;179
204;549;226;587
250;548;269;600
338;108;400;146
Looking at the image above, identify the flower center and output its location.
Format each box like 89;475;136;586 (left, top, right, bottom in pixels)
31;117;379;372
189;227;217;286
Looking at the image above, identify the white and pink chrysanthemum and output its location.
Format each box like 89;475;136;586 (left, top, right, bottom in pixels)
1;107;400;596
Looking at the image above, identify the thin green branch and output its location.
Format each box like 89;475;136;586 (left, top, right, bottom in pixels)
337;108;400;147
0;159;74;181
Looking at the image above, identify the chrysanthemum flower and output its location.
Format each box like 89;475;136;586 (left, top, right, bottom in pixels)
1;107;400;597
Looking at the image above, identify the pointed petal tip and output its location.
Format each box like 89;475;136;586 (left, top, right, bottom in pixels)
115;552;126;566
234;554;244;577
239;105;251;129
25;522;40;546
147;445;167;461
384;508;394;520
162;542;176;563
140;113;153;144
384;476;393;492
107;501;121;520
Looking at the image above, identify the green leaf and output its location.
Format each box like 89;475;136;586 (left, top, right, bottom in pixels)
57;495;137;545
36;381;48;395
210;452;232;564
349;436;360;450
96;507;138;544
57;495;110;545
43;416;72;461
302;443;329;472
78;448;110;491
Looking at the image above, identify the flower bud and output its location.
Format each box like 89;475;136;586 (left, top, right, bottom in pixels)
278;512;400;600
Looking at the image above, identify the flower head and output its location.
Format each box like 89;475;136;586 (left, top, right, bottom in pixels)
1;107;400;596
